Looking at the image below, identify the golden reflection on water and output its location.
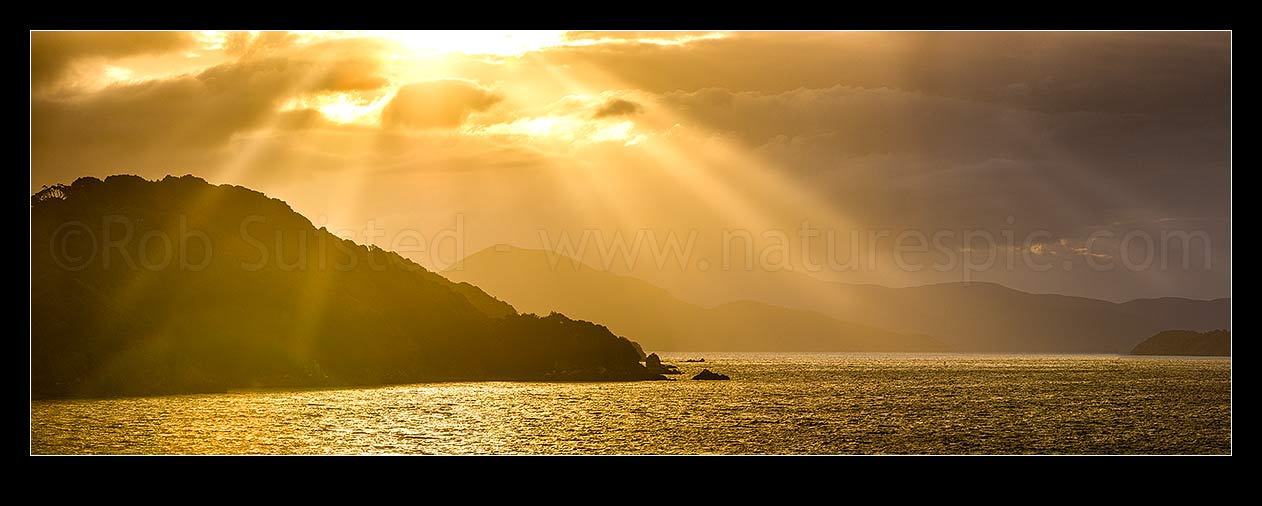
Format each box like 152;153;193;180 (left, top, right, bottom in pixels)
31;354;1231;454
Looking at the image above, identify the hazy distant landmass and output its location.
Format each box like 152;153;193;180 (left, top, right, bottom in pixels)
31;175;660;399
1131;329;1230;356
806;283;1229;353
446;246;942;352
447;247;1230;353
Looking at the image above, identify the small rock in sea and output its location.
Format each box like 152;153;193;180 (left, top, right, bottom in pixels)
644;353;682;375
692;369;730;381
682;358;705;363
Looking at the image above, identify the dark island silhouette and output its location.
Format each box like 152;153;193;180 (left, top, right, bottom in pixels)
31;175;665;399
1131;329;1230;356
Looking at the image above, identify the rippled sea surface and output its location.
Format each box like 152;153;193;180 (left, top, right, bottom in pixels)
31;354;1231;454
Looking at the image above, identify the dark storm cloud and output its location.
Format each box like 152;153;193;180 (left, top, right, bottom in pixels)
31;31;196;89
381;80;502;129
662;84;1228;233
592;98;643;118
659;81;1229;301
662;85;1228;168
540;32;1229;115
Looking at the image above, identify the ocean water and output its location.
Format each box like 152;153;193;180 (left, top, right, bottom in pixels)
30;354;1231;455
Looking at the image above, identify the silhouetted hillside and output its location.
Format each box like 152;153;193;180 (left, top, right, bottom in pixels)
1131;329;1230;356
445;246;942;352
31;175;657;399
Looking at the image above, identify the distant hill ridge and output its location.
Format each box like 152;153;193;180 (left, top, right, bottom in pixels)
446;245;943;352
446;245;1229;353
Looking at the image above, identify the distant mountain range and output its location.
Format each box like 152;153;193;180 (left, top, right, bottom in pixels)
810;283;1227;353
446;246;942;352
446;246;1230;353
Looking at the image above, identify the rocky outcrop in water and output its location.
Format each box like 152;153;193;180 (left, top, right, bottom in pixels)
692;369;730;380
644;353;682;375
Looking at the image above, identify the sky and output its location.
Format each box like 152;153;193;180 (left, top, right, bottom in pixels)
30;31;1231;302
